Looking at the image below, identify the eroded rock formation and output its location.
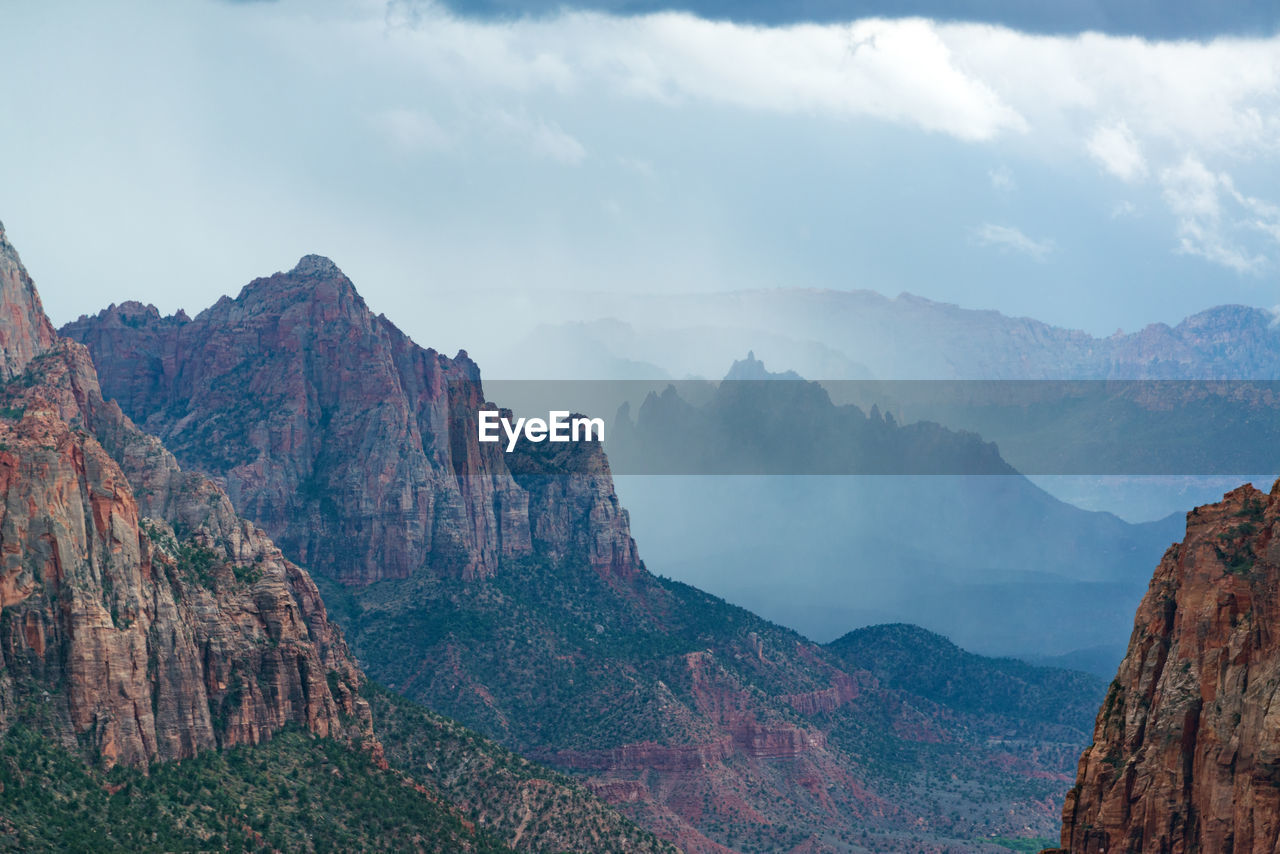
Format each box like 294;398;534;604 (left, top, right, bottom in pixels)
1056;483;1280;853
63;257;640;586
0;222;373;770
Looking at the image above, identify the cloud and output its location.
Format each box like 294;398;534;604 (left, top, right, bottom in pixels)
489;110;587;164
425;0;1280;42
381;10;1028;141
1159;155;1279;274
371;7;1280;166
972;223;1055;260
1086;122;1146;181
9;0;1280;332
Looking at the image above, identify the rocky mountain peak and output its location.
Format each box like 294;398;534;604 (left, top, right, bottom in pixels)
65;261;643;587
0;222;375;772
289;254;345;278
723;351;805;381
226;255;367;322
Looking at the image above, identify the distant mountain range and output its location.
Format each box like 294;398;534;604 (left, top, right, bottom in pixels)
445;287;1280;525
446;287;1280;382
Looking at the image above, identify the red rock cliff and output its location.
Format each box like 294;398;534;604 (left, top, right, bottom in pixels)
1055;482;1280;853
0;227;372;770
62;256;641;586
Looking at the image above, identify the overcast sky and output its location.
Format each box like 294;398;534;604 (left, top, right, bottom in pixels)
3;0;1280;345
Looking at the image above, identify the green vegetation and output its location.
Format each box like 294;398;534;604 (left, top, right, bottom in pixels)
0;724;513;853
0;665;671;853
321;556;1085;849
826;623;1106;733
321;554;828;752
368;685;676;853
1236;495;1266;522
176;541;220;588
1214;521;1259;574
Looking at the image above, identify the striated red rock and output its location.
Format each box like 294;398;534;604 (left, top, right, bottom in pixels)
548;738;736;773
1056;482;1280;853
0;228;373;770
780;672;862;716
62;256;641;587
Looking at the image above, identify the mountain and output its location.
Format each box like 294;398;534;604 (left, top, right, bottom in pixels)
0;221;673;854
436;288;1280;525
61;260;638;588
0;225;372;770
606;362;1183;659
1;724;516;853
67;260;1107;851
609;359;1016;474
1053;482;1280;853
826;624;1105;740
480;318;872;381
722;351;804;382
436;288;1280;381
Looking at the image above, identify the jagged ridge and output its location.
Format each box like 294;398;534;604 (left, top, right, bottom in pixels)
62;258;639;587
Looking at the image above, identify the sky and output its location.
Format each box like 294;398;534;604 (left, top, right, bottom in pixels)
3;0;1280;345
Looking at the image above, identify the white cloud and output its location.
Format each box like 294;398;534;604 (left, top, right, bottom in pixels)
10;0;1280;329
1086;122;1146;181
371;8;1280;161
1159;155;1280;274
972;223;1055;260
378;10;1028;141
597;16;1027;141
942;27;1280;159
372;7;1280;270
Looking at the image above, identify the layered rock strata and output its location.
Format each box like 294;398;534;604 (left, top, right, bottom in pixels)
1056;483;1280;853
0;222;372;769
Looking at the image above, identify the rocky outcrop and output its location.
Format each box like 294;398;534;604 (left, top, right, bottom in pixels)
62;257;641;586
548;738;737;773
780;672;862;716
0;230;372;770
1056;483;1280;853
0;223;57;381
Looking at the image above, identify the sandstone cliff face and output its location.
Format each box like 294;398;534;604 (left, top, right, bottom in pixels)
63;257;640;586
0;222;57;381
0;227;371;770
1056;483;1280;853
